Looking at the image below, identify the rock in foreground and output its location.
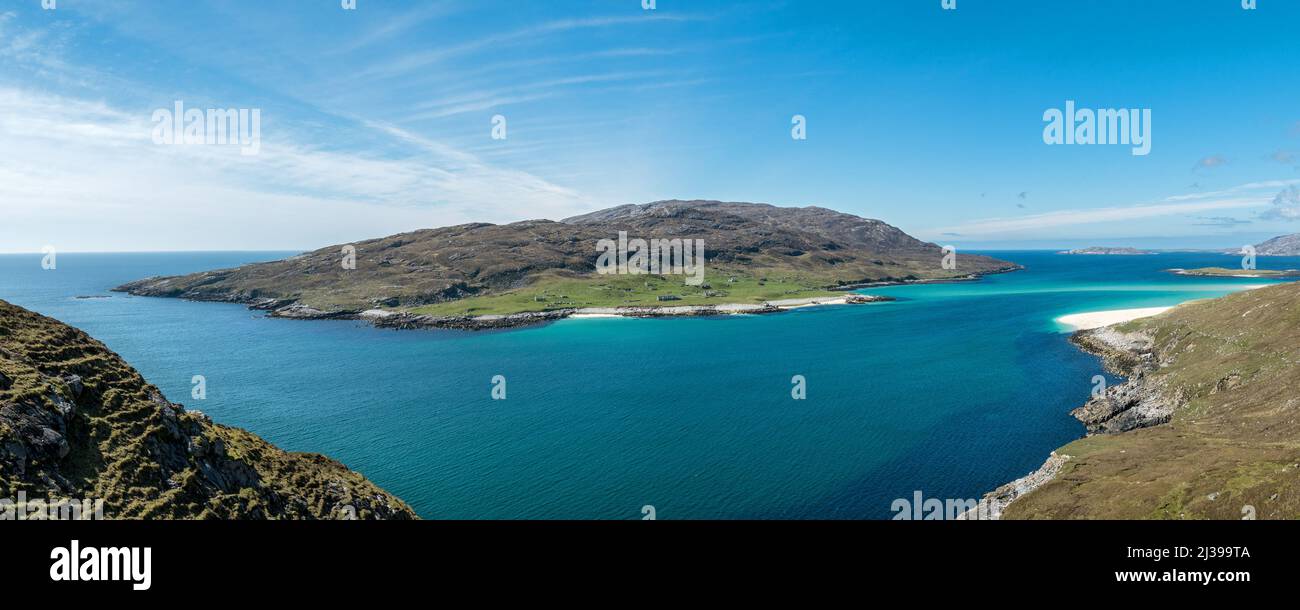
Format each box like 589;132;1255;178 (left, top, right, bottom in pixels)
0;299;416;519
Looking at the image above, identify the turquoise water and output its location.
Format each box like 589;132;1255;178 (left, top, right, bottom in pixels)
0;251;1290;519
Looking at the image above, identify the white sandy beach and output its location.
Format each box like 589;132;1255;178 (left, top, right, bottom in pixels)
1055;306;1172;330
567;296;852;319
1057;285;1272;331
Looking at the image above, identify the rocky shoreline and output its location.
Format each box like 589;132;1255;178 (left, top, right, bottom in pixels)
968;324;1178;518
1067;326;1176;434
827;264;1023;291
959;453;1071;520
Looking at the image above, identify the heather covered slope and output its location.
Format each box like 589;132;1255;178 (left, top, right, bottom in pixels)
114;200;1019;317
1005;282;1300;519
0;300;416;519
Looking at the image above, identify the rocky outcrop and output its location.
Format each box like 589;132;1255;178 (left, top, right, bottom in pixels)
0;299;416;520
959;453;1070;520
1068;327;1176;434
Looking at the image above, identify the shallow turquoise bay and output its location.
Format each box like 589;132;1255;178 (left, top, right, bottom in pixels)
0;251;1289;518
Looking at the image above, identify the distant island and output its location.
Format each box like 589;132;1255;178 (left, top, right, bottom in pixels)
1057;247;1158;255
1248;233;1300;256
1166;267;1300;278
115;200;1020;330
977;282;1300;519
0;300;415;519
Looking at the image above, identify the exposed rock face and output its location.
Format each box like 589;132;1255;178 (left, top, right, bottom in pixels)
959;453;1070;520
1068;327;1175;434
113;200;1020;318
0;300;416;520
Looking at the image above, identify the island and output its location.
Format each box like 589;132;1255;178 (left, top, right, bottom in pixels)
114;200;1021;330
1057;246;1158;255
974;281;1300;519
0;299;415;519
1166;267;1300;278
1249;233;1300;256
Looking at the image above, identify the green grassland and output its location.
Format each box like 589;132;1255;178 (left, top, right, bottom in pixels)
407;268;843;316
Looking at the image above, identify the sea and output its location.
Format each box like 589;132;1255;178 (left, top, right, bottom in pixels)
0;250;1291;519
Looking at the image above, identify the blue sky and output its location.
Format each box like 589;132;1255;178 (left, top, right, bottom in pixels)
3;0;1300;251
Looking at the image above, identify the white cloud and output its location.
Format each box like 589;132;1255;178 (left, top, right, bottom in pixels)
0;87;592;252
928;196;1269;238
1260;185;1300;221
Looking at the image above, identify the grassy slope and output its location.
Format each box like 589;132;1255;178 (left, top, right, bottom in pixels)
1006;282;1300;519
0;300;416;519
408;268;839;316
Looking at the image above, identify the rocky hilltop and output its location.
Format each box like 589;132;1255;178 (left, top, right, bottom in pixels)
1251;233;1300;256
0;300;416;519
996;282;1300;519
114;200;1019;328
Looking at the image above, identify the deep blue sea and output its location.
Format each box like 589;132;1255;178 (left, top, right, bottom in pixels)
0;251;1291;519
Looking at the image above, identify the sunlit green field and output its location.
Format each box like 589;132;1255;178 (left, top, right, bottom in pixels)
408;269;840;316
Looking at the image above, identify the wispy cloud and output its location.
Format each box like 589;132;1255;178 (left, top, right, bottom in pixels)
402;70;677;121
928;184;1278;238
1192;216;1252;227
1193;154;1229;171
356;14;704;82
0;86;591;251
334;1;462;54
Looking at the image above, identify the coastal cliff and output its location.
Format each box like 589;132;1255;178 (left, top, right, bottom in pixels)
991;282;1300;519
113;200;1019;328
0;299;416;519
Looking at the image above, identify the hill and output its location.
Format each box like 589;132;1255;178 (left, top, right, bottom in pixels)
1252;233;1300;256
1001;282;1300;519
0;300;416;519
114;200;1019;326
